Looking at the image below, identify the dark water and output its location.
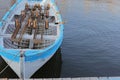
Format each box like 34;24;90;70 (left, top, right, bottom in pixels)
1;0;120;78
0;49;62;78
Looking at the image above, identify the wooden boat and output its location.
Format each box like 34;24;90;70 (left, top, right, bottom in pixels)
0;0;64;78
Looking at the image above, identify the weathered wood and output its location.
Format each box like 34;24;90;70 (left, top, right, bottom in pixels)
109;77;120;80
0;78;8;80
38;4;41;10
27;18;32;27
45;19;49;29
46;4;50;10
98;77;109;80
62;78;71;80
89;77;98;80
33;79;43;80
4;2;56;49
9;79;18;80
18;24;28;42
80;77;90;80
11;19;20;40
42;79;52;80
45;10;49;18
52;78;61;80
33;39;43;44
25;3;29;11
71;78;80;80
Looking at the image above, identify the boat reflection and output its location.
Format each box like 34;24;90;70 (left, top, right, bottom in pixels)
0;48;62;78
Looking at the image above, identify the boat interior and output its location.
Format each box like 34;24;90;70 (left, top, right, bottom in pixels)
1;2;59;49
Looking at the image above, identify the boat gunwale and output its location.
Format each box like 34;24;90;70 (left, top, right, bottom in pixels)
0;0;64;62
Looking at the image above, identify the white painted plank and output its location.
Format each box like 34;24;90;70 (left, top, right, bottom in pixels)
43;79;52;80
109;77;120;80
71;78;80;80
0;79;8;80
52;78;62;80
89;77;98;80
5;77;120;80
62;78;71;80
18;79;31;80
98;77;109;80
9;79;18;80
80;77;90;80
33;79;43;80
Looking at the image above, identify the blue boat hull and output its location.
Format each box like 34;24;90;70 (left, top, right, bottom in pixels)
0;0;64;78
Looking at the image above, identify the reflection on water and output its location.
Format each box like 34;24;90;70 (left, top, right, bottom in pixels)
57;0;120;77
0;48;62;78
84;0;120;14
56;0;120;15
